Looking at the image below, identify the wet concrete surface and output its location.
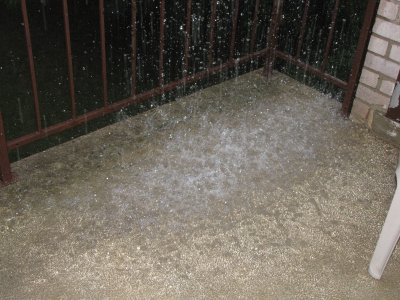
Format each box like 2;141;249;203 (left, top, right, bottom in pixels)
0;70;399;299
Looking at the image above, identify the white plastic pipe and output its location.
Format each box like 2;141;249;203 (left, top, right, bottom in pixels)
369;156;400;279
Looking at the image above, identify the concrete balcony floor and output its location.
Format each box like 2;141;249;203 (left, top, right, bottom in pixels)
1;70;399;299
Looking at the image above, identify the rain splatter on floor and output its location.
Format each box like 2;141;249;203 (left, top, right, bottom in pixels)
1;71;399;299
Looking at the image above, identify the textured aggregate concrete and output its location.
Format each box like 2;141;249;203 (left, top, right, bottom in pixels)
0;71;399;299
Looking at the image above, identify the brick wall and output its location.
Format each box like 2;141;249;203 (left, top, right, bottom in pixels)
351;0;400;127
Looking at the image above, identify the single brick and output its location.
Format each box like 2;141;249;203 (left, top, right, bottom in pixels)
380;80;396;96
356;84;390;107
377;0;399;21
360;68;379;88
373;18;400;43
368;35;389;56
364;52;400;79
390;44;400;63
351;98;370;121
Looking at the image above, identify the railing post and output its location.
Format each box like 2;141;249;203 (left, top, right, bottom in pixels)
263;0;284;79
0;112;13;185
342;0;379;116
159;0;165;86
321;0;340;72
99;0;109;107
131;0;137;96
249;0;261;54
229;0;240;62
183;0;192;77
62;0;77;118
21;0;42;132
295;0;310;60
208;0;218;68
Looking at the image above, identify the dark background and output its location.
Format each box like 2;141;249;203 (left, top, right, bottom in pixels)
0;0;367;161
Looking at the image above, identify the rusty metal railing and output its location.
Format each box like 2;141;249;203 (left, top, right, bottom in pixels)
0;0;378;185
266;0;379;115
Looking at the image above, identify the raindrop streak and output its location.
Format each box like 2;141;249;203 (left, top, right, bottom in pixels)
16;147;20;161
314;29;323;67
84;109;88;135
43;115;48;137
17;98;24;124
235;59;239;82
337;19;347;77
137;55;141;81
123;53;130;96
41;0;48;32
109;44;113;67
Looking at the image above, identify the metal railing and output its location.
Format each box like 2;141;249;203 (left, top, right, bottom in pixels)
0;0;379;184
269;0;379;113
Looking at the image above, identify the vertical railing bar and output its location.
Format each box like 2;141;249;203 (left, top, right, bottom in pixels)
342;0;378;116
229;0;240;62
131;0;137;96
183;0;192;76
321;0;340;72
159;0;165;86
263;0;284;78
21;0;41;132
62;0;76;118
0;113;13;184
249;0;261;53
99;0;108;106
208;0;218;68
295;0;310;59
